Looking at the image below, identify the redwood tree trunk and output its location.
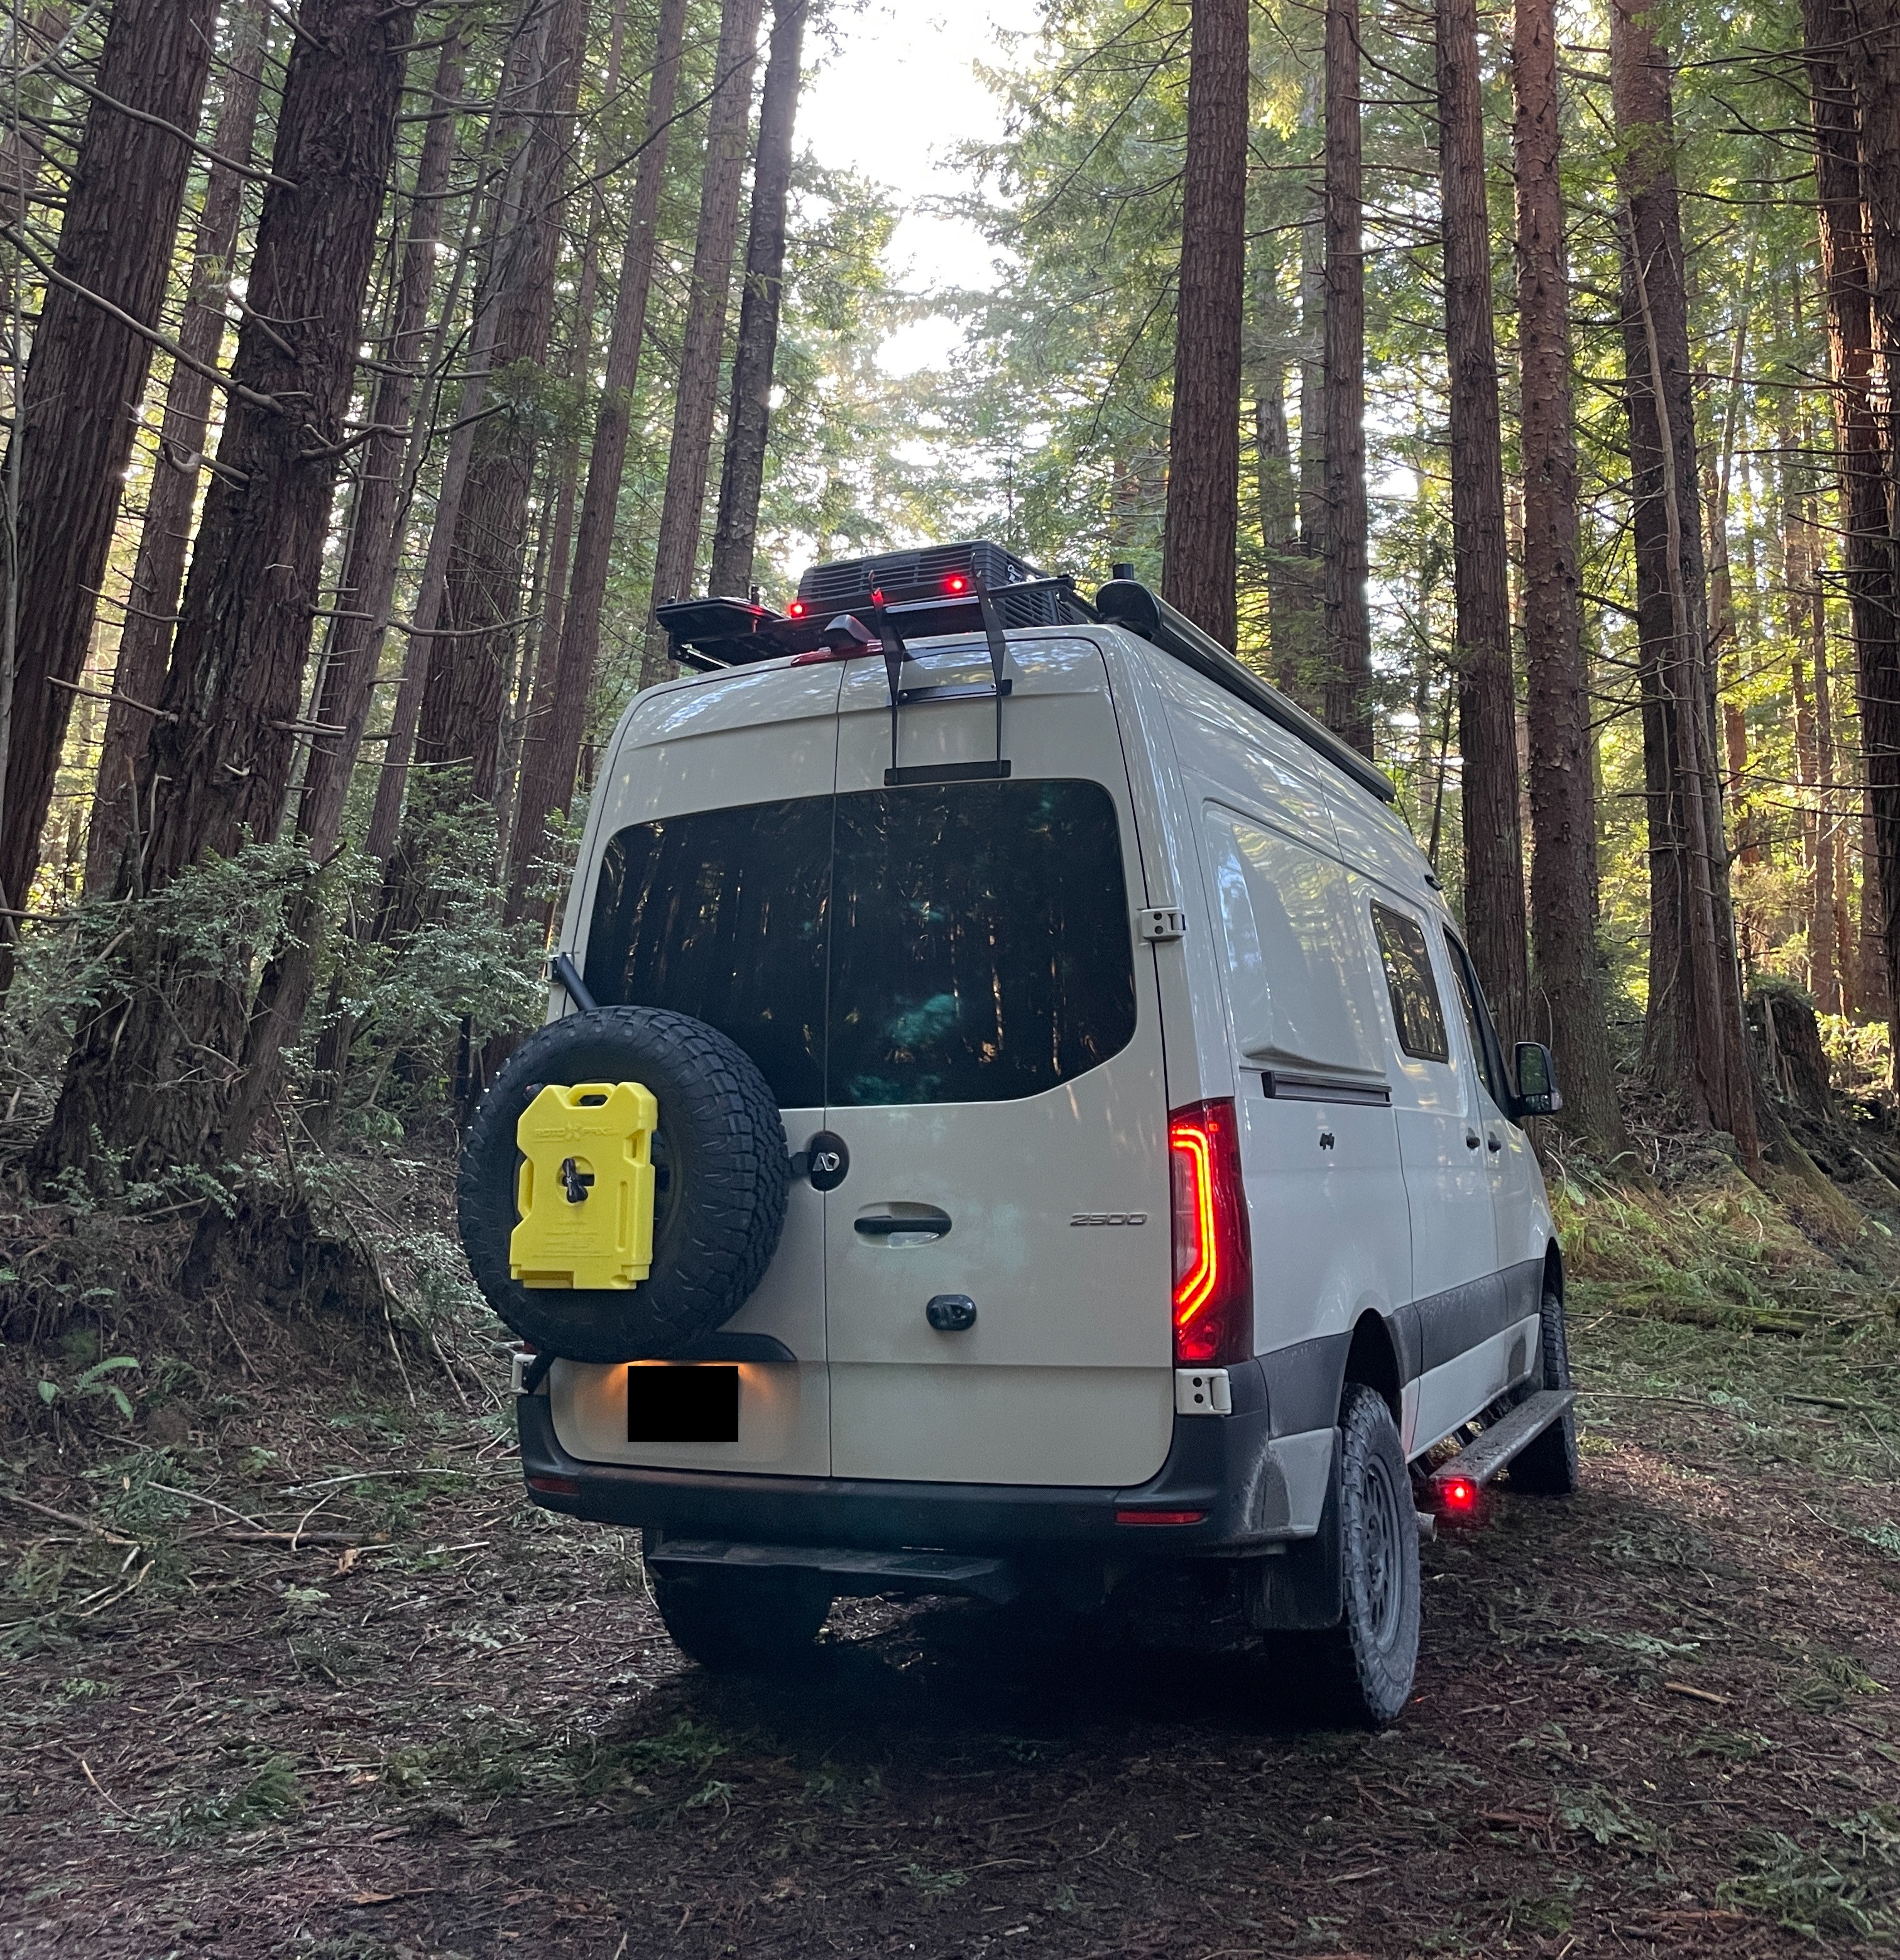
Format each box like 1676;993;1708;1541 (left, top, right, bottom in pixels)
411;0;587;811
1806;0;1900;1046
636;0;767;687
505;0;690;924
84;0;271;898
37;0;411;1180
1514;0;1623;1145
1321;0;1373;755
708;0;808;601
1436;0;1529;1048
1161;0;1248;650
0;0;219;923
1612;0;1759;1163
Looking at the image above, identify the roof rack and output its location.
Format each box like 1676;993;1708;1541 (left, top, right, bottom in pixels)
1093;579;1397;804
653;540;1395;806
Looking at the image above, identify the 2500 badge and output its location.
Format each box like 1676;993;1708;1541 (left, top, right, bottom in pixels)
1069;1211;1147;1226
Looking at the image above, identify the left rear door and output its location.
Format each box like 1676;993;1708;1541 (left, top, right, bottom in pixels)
549;664;841;1477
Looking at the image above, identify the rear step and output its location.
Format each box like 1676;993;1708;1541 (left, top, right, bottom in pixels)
645;1536;1018;1604
1430;1389;1576;1499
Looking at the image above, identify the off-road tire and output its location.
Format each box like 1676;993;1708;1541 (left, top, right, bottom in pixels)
650;1565;833;1673
1509;1284;1580;1495
459;1006;788;1362
1314;1384;1421;1727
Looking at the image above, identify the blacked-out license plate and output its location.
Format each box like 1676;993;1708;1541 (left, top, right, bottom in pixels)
627;1366;739;1443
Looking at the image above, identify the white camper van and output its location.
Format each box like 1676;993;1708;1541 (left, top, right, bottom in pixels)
459;541;1578;1728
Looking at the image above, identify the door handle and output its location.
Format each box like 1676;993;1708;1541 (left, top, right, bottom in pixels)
854;1207;952;1242
1465;1130;1482;1150
1487;1133;1502;1154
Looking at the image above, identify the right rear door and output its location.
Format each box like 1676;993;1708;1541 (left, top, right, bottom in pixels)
819;637;1176;1489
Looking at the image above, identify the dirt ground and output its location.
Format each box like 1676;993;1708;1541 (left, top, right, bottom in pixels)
4;1287;1899;1959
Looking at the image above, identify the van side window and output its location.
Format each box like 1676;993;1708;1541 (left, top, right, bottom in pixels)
1370;901;1450;1063
1443;928;1508;1106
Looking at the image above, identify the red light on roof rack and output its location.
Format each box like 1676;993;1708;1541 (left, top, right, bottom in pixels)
787;598;807;617
944;574;968;593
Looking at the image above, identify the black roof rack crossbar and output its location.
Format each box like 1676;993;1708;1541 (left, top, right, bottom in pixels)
657;575;1095;669
1093;579;1397;804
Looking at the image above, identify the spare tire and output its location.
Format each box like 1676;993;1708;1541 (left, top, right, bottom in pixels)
459;1005;789;1362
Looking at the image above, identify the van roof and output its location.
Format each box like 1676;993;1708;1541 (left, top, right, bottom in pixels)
654;540;1397;807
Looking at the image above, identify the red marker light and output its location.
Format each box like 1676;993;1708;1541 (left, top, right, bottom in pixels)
1441;1475;1477;1513
1115;1509;1208;1527
870;586;884;605
944;574;968;593
788;598;807;617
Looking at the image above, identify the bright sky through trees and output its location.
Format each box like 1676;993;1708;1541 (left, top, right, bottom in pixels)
796;1;1046;373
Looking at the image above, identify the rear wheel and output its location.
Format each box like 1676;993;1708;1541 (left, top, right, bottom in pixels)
1509;1285;1580;1495
1314;1384;1420;1727
650;1565;833;1673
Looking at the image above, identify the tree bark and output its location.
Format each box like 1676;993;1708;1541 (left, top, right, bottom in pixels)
36;0;412;1180
1514;0;1623;1146
708;0;807;600
636;0;768;686
505;0;690;924
83;0;273;899
1805;0;1900;1043
1161;0;1247;650
1436;0;1529;1048
363;4;552;869
1813;562;1843;1013
0;0;220;926
410;0;588;812
1321;0;1373;755
1612;0;1759;1164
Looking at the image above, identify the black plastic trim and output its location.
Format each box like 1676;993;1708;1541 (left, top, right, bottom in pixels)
518;1359;1296;1554
1257;1068;1392;1107
885;760;1012;786
1258;1333;1351;1437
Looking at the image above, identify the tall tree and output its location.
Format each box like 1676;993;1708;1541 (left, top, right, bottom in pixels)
1321;0;1372;755
1436;0;1529;1046
0;0;220;928
38;0;413;1179
1161;0;1247;649
1514;0;1622;1144
410;0;588;810
1612;0;1758;1161
1805;0;1900;1051
363;4;554;867
637;0;767;686
84;0;272;897
209;32;469;1161
506;0;691;924
709;0;809;599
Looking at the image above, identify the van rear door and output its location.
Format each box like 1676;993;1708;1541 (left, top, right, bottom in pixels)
819;637;1174;1487
556;663;843;1479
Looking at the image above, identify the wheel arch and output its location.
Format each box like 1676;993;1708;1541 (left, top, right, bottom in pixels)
1343;1308;1402;1424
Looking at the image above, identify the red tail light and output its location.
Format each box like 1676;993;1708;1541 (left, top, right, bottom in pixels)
1169;1098;1252;1365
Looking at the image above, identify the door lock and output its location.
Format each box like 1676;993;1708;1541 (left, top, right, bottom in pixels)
926;1294;977;1332
1487;1133;1502;1154
798;1131;849;1191
1465;1130;1482;1150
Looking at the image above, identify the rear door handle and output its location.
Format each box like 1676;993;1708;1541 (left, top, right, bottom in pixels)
854;1207;952;1242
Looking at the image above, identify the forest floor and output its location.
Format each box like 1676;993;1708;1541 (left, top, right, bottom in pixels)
3;1159;1900;1959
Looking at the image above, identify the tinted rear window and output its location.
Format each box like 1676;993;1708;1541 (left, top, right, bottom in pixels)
582;780;1136;1108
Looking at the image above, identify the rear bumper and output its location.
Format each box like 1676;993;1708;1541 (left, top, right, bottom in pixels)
515;1357;1332;1558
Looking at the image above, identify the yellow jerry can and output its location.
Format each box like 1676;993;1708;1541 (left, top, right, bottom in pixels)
510;1081;658;1290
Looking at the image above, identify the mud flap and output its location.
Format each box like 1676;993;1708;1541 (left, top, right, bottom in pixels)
1242;1426;1343;1631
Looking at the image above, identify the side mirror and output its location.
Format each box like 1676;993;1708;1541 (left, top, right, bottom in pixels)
1512;1042;1563;1119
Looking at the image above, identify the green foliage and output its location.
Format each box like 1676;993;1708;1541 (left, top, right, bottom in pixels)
36;1354;140;1422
